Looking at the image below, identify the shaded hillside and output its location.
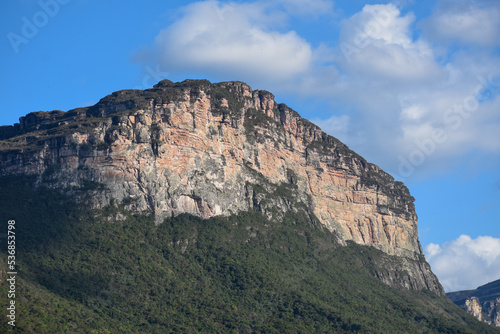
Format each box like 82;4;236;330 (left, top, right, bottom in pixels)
0;176;495;333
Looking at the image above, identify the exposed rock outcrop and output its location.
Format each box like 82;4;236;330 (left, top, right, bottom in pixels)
0;79;443;295
466;297;484;322
448;279;500;328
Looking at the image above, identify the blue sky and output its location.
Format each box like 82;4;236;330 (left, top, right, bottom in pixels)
2;0;500;292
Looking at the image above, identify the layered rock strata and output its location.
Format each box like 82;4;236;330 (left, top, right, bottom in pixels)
0;79;443;295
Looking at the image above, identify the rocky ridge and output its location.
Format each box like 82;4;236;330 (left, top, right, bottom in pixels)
447;279;500;328
0;79;443;295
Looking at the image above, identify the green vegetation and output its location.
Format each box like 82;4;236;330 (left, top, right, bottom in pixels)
243;108;284;145
0;176;496;333
208;85;246;115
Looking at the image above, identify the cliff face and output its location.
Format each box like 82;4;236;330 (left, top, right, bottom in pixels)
447;279;500;328
0;79;443;295
464;296;500;328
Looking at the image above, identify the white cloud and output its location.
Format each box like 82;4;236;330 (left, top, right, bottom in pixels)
137;0;313;84
425;235;500;292
309;3;500;179
298;4;447;174
391;63;500;178
337;4;441;82
421;1;500;47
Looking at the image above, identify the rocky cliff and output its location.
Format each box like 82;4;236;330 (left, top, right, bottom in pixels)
0;79;443;295
447;279;500;328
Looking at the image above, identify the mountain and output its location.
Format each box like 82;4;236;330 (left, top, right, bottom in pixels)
0;79;439;292
447;279;500;328
0;79;495;333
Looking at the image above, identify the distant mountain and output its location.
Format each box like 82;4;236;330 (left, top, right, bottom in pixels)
0;79;495;332
447;279;500;328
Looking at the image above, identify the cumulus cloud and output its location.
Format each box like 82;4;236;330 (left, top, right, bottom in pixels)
306;4;446;174
311;3;500;179
338;4;441;82
420;0;500;47
425;235;500;292
390;60;500;179
136;0;313;84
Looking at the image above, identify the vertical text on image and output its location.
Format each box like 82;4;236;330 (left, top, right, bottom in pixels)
6;220;16;327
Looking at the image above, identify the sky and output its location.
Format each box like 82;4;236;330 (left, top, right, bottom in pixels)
1;0;500;292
